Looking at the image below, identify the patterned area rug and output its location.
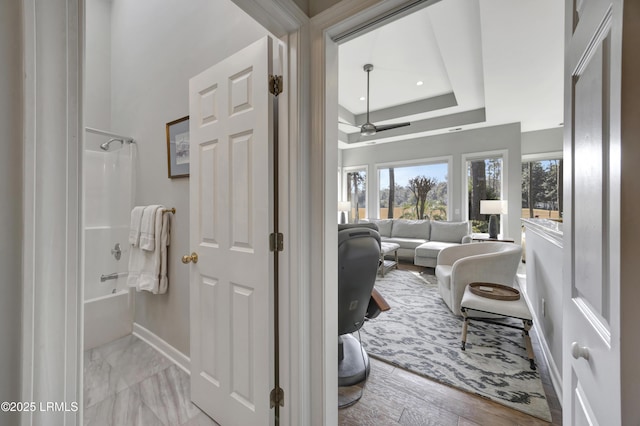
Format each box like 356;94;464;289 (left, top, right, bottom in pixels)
360;269;552;422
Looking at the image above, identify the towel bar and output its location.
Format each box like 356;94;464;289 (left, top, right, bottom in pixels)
100;272;127;282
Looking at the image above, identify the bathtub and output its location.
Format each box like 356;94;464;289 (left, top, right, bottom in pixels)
84;289;133;350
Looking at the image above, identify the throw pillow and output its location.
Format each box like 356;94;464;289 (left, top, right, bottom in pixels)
368;219;393;237
430;221;469;243
391;219;430;240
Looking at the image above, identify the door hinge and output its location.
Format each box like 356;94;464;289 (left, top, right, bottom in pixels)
270;386;284;408
269;74;283;96
269;232;284;252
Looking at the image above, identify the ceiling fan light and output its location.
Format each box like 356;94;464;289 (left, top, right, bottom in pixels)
361;122;376;136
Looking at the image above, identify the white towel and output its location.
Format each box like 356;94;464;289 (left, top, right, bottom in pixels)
128;206;145;246
139;205;161;251
127;207;172;294
157;211;171;294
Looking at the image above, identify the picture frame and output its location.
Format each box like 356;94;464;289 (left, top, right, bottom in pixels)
166;116;190;178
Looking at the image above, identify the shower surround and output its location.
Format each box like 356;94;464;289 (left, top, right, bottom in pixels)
83;131;136;350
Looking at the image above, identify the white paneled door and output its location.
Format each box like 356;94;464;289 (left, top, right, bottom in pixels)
188;36;276;426
564;0;621;424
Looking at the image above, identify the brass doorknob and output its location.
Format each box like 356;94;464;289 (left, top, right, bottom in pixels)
182;252;198;264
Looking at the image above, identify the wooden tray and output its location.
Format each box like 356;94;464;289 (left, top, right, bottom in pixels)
468;282;520;301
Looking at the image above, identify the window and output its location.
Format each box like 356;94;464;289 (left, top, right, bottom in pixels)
344;167;367;221
466;156;503;232
378;162;448;220
521;158;562;219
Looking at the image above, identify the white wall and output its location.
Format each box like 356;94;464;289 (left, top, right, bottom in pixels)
341;123;523;242
110;0;269;355
292;0;309;15
522;127;563;156
309;0;342;16
523;222;563;389
85;0;111;131
0;1;22;420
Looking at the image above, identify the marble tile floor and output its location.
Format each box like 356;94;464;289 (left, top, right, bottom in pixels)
84;334;220;426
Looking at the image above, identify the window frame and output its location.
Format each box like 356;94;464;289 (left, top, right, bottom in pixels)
375;155;453;220
521;151;563;219
342;164;369;221
462;149;508;234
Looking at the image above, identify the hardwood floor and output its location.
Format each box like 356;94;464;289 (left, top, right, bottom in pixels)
339;262;562;426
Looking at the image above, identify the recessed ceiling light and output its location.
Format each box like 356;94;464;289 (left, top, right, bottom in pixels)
416;81;424;86
359;97;366;101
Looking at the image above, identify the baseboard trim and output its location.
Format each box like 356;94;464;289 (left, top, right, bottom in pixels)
534;320;563;406
133;323;191;375
517;276;563;405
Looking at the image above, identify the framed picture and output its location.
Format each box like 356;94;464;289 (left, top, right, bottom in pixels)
166;116;190;178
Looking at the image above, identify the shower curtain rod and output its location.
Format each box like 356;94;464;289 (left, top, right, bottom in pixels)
85;126;134;143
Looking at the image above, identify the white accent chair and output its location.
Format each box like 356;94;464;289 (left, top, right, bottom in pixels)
435;242;522;316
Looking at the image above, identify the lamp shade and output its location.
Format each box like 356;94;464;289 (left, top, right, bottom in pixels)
338;201;351;212
480;200;507;215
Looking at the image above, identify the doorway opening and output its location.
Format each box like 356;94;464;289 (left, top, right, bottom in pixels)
81;2;287;425
328;0;563;423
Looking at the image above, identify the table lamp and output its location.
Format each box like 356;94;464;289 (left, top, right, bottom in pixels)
338;201;351;224
480;200;507;239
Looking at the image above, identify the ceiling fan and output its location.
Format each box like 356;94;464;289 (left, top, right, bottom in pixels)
342;64;411;136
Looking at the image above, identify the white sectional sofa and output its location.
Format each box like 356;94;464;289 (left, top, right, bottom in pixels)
365;219;471;268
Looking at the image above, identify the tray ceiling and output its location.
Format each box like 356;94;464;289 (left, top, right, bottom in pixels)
338;0;564;148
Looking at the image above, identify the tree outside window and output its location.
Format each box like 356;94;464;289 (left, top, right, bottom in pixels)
408;176;437;219
521;158;563;220
378;163;448;220
346;170;367;221
467;157;502;232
